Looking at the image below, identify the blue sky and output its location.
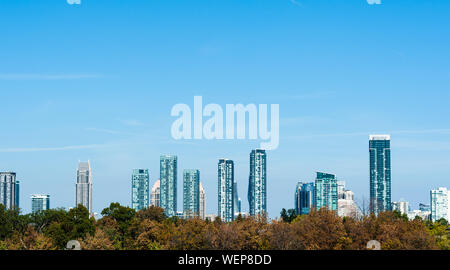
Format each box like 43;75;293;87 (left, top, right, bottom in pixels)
1;0;450;217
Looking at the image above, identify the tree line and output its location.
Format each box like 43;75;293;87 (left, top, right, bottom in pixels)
0;203;449;250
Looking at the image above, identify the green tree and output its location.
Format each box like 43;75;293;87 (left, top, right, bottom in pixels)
101;203;136;230
43;204;95;249
100;203;136;246
428;219;450;250
280;208;298;223
29;208;67;234
67;204;96;240
0;205;30;240
392;210;409;222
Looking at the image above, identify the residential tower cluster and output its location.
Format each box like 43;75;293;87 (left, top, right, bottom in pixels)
1;135;449;223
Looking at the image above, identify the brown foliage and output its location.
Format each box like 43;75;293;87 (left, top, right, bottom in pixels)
290;208;348;250
81;228;115;250
133;219;175;250
5;226;55;250
211;217;270;250
167;218;214;250
0;206;444;250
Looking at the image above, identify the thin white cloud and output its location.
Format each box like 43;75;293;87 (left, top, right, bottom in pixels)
367;0;381;5
289;0;381;7
117;119;146;127
290;0;303;7
85;128;139;136
287;129;450;140
395;139;450;151
0;144;105;153
0;74;101;80
281;116;331;126
288;91;336;100
67;0;81;4
288;132;368;140
391;129;450;135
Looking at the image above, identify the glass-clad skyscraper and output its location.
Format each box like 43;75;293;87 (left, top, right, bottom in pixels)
183;169;200;218
218;159;234;222
369;135;392;214
295;182;315;215
160;155;177;217
131;169;150;211
315;172;338;211
0;172;19;210
248;149;267;217
31;194;50;213
430;187;449;222
76;161;92;213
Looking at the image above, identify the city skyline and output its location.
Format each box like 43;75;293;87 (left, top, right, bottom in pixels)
1;140;449;222
1;1;450;217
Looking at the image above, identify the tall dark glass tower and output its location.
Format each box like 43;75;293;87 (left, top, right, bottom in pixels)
295;182;315;215
160;155;177;217
218;159;234;222
248;149;267;217
369;135;392;214
183;169;200;218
